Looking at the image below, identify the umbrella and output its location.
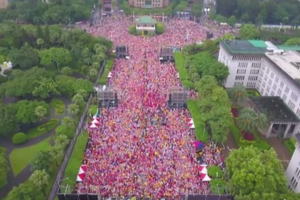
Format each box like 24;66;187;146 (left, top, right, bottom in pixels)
186;118;192;122
202;174;211;181
89;123;98;129
91;118;100;124
200;173;206;179
199;166;204;171
81;165;87;172
194;141;201;147
200;164;208;167
189;123;195;129
107;72;113;78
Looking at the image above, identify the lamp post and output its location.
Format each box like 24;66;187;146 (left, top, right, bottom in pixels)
57;177;69;193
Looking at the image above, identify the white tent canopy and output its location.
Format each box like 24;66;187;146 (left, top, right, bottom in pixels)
202;174;212;181
200;166;208;174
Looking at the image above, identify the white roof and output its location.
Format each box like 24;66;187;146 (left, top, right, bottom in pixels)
265;51;300;80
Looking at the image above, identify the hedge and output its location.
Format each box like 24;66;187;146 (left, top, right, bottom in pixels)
229;123;270;150
208;166;223;178
186;100;208;143
210;179;226;195
156;22;164;34
55;124;75;139
174;52;190;81
98;59;114;85
129;24;137;35
27;119;60;139
63;131;89;185
182;80;194;89
283;138;296;154
246;89;260;97
12;132;28;144
50;98;65;114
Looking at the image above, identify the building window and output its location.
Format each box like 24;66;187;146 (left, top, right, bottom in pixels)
268;79;272;85
264;76;268;81
283;94;287;101
296;109;300;117
280;81;284;87
266;86;270;93
262;65;265;70
247;82;256;88
288;100;295;110
275;77;279;82
250;69;259;74
266;68;270;74
248;76;258;81
277;89;282;96
238;63;248;68
237;69;246;74
271;72;274;78
234;82;243;86
235;75;245;80
271;91;275;96
285;87;290;94
291;92;298;102
262;82;266;88
251;63;261;68
272;84;277;90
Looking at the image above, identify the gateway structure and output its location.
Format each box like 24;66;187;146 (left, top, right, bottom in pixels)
218;40;300;139
128;0;169;8
135;16;157;34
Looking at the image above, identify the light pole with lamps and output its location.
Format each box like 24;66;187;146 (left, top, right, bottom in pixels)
57;177;69;193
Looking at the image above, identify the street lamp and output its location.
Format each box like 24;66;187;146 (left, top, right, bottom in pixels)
57;177;69;193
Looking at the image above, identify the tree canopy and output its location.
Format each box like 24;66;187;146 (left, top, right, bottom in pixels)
226;146;300;200
216;0;300;25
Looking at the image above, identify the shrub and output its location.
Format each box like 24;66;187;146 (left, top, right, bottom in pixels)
283;138;296;154
156;22;164;34
208;166;223;178
98;59;114;85
242;130;255;141
210;179;226;195
12;132;28;144
27;119;60;139
50;98;65;114
3;69;12;76
55;125;75;139
182;80;194;89
129;25;137;35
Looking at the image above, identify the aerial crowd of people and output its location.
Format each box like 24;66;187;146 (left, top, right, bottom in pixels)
75;14;232;199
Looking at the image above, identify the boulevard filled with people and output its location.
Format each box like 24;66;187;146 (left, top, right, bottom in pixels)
76;15;227;198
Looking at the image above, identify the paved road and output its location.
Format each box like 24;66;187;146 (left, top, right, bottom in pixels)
0;98;71;199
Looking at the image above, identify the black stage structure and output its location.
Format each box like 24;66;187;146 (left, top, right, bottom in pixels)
168;87;189;109
115;46;129;59
206;31;214;39
159;47;175;63
95;85;118;108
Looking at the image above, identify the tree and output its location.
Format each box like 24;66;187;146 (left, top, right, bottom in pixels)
40;47;72;71
0;153;10;181
88;68;98;81
239;24;259;39
72;93;85;108
284;37;300;46
226;146;289;200
0;104;19;136
55;134;70;149
31;151;51;172
36;38;44;49
49;145;64;166
15;100;49;124
228;85;248;106
29;169;49;196
62;116;75;128
254;112;268;131
61;66;72;75
34;105;47;120
237;107;256;131
7;182;38;200
67;103;80;116
228;15;236;26
32;77;60;98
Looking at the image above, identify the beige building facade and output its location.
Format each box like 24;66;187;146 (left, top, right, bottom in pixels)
0;0;8;9
128;0;169;8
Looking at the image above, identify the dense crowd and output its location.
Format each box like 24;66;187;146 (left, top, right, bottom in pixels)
76;15;228;198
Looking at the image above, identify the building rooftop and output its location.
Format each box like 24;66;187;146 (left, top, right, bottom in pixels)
221;40;267;55
265;51;300;80
276;45;300;51
295;133;300;143
249;97;300;123
136;16;157;25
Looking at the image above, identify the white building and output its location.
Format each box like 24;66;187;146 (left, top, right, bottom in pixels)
286;133;300;193
218;40;300;138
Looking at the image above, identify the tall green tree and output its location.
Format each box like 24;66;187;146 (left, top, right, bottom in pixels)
67;103;80;117
7;182;38;200
40;47;72;71
62;116;75;128
228;84;248;106
239;24;259;39
49;145;64;166
31;150;51;172
15;100;49;124
29;169;49;196
55;134;70;149
0;104;19;136
0;153;10;182
237;107;256;131
226;146;289;200
34;105;48;120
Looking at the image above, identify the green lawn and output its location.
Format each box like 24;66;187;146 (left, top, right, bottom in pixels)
50;98;65;114
88;105;98;116
9;137;52;176
98;59;114;85
27;119;60;139
186;100;208;143
283;138;296;154
229;122;270;150
63;131;88;185
174;52;191;82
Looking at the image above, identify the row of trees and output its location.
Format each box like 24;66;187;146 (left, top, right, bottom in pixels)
226;146;300;200
0;0;96;24
216;0;300;25
7;134;71;199
195;75;233;143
